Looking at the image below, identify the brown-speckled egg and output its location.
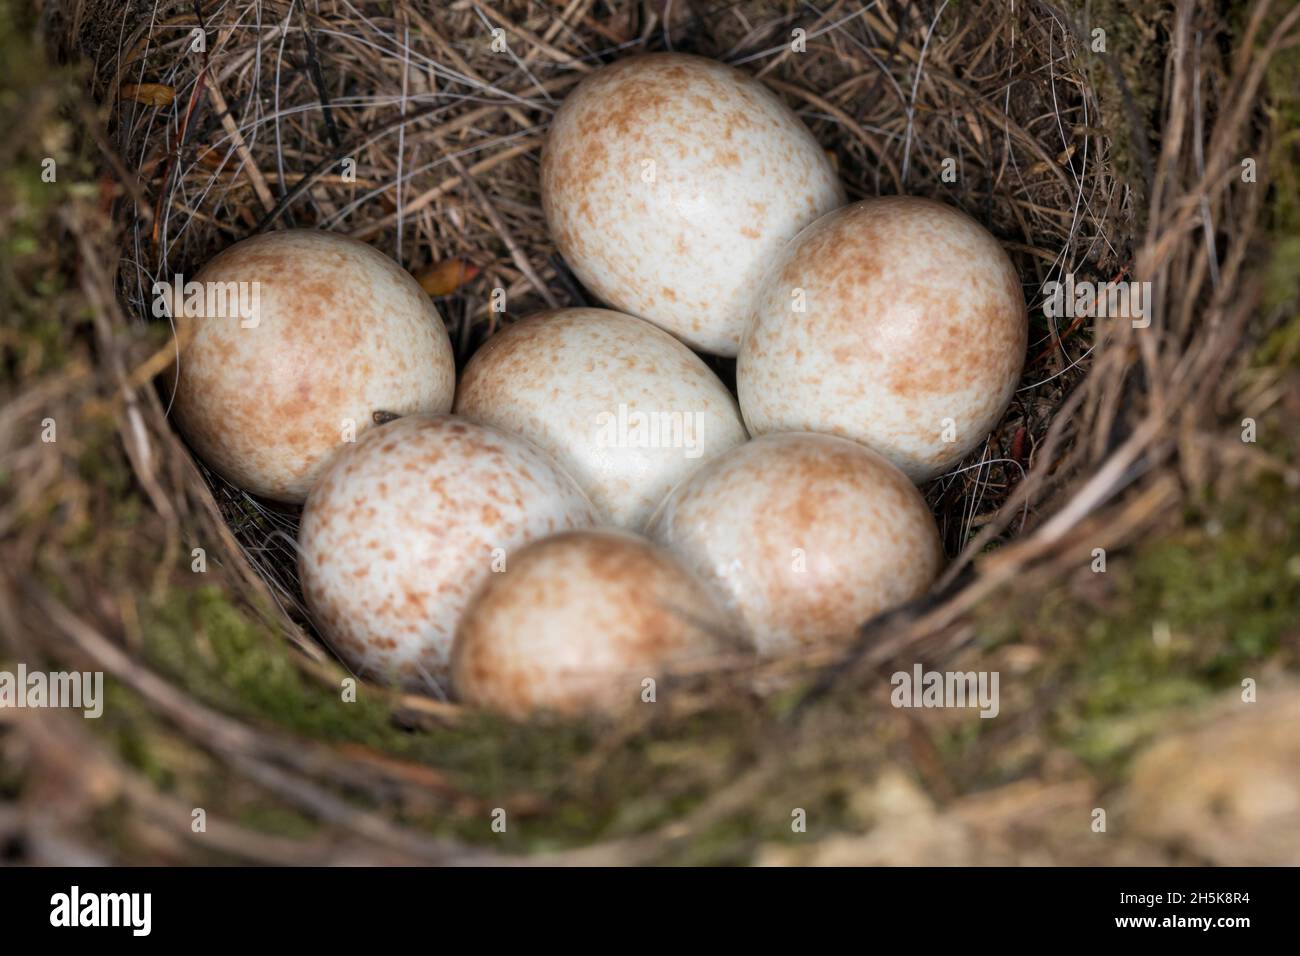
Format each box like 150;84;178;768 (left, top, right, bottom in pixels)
541;53;844;356
454;308;748;529
169;229;455;502
298;414;596;695
737;197;1027;481
647;432;943;656
451;529;731;718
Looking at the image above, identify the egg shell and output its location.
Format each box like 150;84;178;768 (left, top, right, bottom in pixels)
452;529;731;718
541;52;845;356
298;414;597;694
170;229;455;502
647;432;943;655
454;308;749;530
737;197;1027;481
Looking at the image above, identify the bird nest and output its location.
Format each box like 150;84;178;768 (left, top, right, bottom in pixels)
4;0;1296;864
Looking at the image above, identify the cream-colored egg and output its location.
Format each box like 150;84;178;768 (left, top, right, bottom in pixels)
169;230;455;502
454;308;748;529
298;415;596;694
738;197;1027;481
541;53;844;356
452;529;730;718
647;432;943;655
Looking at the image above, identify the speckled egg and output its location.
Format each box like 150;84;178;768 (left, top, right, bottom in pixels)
541;53;844;356
647;432;943;656
454;308;748;530
169;229;455;502
451;529;732;718
298;414;596;695
737;197;1027;481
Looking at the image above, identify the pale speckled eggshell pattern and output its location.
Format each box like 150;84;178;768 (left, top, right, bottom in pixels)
170;229;455;502
451;529;731;718
737;197;1028;481
541;53;845;356
454;308;749;530
647;432;943;656
298;414;597;695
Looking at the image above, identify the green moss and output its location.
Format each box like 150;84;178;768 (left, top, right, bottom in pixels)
107;684;178;790
1262;20;1300;310
1033;479;1295;776
1256;310;1300;374
141;586;410;748
130;584;785;848
1265;237;1300;311
1063;0;1168;208
0;0;96;382
236;802;321;840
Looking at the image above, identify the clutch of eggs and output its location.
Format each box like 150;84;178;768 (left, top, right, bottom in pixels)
158;52;1038;716
541;52;844;356
169;230;456;502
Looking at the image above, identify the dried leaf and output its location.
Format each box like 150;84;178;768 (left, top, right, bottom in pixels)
416;259;481;296
195;146;226;170
121;83;175;107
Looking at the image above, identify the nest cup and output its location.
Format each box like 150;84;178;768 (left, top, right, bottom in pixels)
77;1;1133;695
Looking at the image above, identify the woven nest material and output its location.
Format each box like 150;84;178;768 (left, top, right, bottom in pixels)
92;0;1129;651
3;0;1298;864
